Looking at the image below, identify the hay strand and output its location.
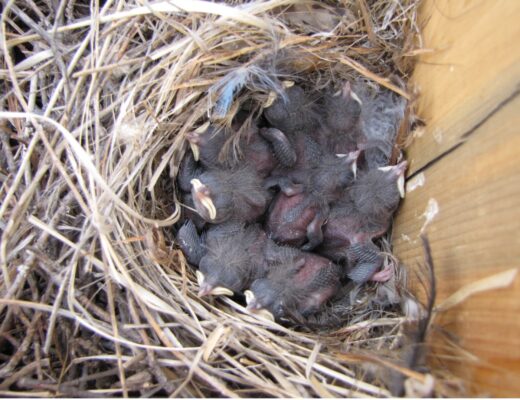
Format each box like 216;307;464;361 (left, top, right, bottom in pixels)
0;0;466;396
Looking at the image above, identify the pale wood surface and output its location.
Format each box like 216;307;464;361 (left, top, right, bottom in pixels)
406;0;520;176
392;0;520;396
394;94;520;396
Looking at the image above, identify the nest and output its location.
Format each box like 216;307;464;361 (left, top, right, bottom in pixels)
0;0;458;397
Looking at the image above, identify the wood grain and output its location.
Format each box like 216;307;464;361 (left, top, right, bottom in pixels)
393;43;520;399
406;0;520;175
393;1;520;393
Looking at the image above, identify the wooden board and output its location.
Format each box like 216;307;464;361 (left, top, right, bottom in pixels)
393;0;520;395
394;94;520;395
406;0;520;176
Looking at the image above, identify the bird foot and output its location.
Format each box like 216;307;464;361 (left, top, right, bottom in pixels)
370;264;393;282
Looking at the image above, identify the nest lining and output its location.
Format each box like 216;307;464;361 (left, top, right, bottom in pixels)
0;0;459;397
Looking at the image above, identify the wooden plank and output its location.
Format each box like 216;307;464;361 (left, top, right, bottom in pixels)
393;90;520;395
406;0;520;175
431;277;520;397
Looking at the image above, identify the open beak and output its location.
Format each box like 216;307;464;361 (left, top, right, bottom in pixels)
264;91;277;108
196;272;233;297
196;270;205;286
397;174;405;198
350;150;360;179
339;81;351;98
336;150;360;179
186;133;200;161
378;161;408;198
198;282;213;297
350;90;362;106
191;179;217;220
196;271;212;296
198;283;234;297
395;161;408;198
190;142;200;161
245;290;258;309
339;81;362;105
244;290;275;321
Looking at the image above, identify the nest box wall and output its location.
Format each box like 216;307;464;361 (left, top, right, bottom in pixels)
392;0;520;396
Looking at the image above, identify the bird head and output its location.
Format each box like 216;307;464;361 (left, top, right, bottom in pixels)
245;279;286;321
377;160;408;199
196;241;250;297
336;149;361;180
186;125;227;167
195;270;234;297
190;176;234;223
190;179;217;221
186;131;202;161
264;85;313;132
325;81;362;131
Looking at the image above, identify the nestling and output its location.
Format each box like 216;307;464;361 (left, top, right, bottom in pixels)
186;124;295;178
266;151;359;250
245;249;341;321
191;164;270;224
317;161;407;283
177;221;270;296
320;81;363;154
264;84;320;135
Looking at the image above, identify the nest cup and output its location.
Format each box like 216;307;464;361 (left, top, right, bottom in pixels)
0;1;456;397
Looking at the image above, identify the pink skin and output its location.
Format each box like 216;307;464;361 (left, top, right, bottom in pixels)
247;251;340;318
293;253;339;313
370;264;393;282
293;254;330;286
266;192;322;247
321;217;386;255
240;133;279;178
320;217;391;283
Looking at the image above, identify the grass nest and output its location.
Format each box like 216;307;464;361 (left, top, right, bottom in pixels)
0;0;459;397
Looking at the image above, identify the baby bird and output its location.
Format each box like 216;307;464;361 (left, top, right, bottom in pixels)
264;84;320;136
177;151;202;193
265;191;325;249
263;85;324;177
320;81;363;154
317;161;407;283
186;124;295;178
245;248;341;321
191;164;270;224
176;153;207;229
179;191;207;230
356;86;406;169
176;221;269;296
177;219;206;266
266;151;359;250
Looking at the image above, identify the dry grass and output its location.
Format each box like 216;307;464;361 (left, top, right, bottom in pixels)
0;0;459;397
